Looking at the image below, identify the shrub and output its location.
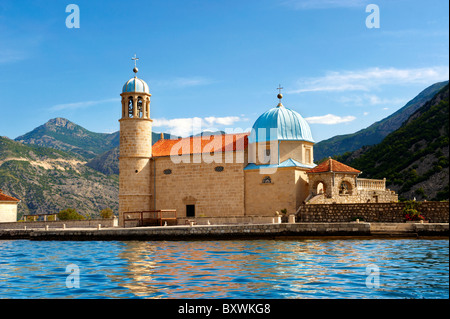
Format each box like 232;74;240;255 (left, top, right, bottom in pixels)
403;201;424;221
57;208;85;220
100;208;114;219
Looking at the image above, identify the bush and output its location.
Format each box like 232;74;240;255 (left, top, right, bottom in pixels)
100;208;114;219
403;201;424;221
57;208;85;221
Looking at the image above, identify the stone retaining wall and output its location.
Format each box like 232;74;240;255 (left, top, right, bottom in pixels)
298;202;449;223
0;222;371;240
0;222;448;241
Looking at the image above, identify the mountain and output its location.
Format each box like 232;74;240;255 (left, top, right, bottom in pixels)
314;81;449;161
15;118;120;160
15;118;176;176
336;84;449;201
85;132;174;175
0;136;119;219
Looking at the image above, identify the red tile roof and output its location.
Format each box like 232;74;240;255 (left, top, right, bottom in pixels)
308;158;361;174
0;189;20;202
152;133;249;157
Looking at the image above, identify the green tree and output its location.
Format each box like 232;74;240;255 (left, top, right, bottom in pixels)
100;207;114;219
57;208;85;220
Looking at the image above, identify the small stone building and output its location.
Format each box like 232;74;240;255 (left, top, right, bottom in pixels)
117;66;398;226
0;189;20;223
306;158;398;204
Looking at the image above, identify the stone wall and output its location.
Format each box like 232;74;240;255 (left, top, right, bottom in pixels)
119;118;153;225
1;222;447;241
0;218;118;230
297;201;449;223
153;152;247;220
245;168;297;217
307;189;398;204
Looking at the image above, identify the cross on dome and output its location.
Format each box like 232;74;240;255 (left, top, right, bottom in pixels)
132;54;139;75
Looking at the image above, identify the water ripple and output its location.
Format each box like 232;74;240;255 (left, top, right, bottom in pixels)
0;239;448;299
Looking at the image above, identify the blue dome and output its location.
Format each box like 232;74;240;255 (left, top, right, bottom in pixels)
248;104;314;143
122;77;150;94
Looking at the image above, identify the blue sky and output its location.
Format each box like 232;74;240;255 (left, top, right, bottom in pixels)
0;0;448;142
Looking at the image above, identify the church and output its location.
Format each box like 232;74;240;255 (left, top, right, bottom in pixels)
118;65;397;227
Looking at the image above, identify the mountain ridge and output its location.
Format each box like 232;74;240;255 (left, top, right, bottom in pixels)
314;80;449;161
336;84;449;201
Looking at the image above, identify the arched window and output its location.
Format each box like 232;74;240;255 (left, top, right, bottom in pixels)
262;176;272;184
339;181;352;195
316;181;326;194
128;97;134;118
137;97;143;118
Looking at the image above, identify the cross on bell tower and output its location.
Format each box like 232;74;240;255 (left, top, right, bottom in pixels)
132;54;139;75
277;84;284;107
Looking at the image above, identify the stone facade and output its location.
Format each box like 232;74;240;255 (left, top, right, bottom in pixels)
307;164;398;204
118;89;153;226
153;152;247;219
244;167;310;217
297;201;449;223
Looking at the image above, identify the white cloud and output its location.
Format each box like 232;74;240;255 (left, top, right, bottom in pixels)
289;66;449;94
305;114;356;125
49;98;120;111
153;116;243;137
338;94;408;106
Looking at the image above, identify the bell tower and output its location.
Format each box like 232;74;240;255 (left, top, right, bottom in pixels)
118;56;152;226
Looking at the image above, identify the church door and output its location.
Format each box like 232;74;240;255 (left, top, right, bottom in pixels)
186;205;195;217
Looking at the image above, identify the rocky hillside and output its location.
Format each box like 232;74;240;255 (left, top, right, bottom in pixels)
15;118;120;160
336;84;449;201
0;136;119;219
314;81;449;161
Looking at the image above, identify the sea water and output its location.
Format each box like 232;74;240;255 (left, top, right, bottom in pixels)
0;239;448;299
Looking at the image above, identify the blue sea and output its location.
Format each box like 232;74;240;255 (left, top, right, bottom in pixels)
0;239;448;299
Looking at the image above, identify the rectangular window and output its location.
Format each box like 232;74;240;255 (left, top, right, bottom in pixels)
305;148;311;164
186;205;195;217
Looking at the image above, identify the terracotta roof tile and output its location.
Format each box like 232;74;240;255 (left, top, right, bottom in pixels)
308;158;360;174
0;189;20;202
152;133;249;157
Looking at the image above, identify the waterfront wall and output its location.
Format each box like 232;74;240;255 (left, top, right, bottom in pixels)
0;222;448;241
298;201;449;223
0;218;118;230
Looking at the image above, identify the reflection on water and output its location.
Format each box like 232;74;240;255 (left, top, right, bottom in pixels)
0;239;448;299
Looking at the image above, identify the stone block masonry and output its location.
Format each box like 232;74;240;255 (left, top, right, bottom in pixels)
0;222;448;241
298;202;449;223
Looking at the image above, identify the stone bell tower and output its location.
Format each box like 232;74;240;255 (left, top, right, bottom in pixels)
118;56;152;226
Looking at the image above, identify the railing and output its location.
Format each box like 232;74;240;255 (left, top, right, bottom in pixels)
22;214;58;222
123;210;177;227
357;178;386;191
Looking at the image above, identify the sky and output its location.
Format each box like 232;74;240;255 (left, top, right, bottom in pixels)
0;0;448;142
